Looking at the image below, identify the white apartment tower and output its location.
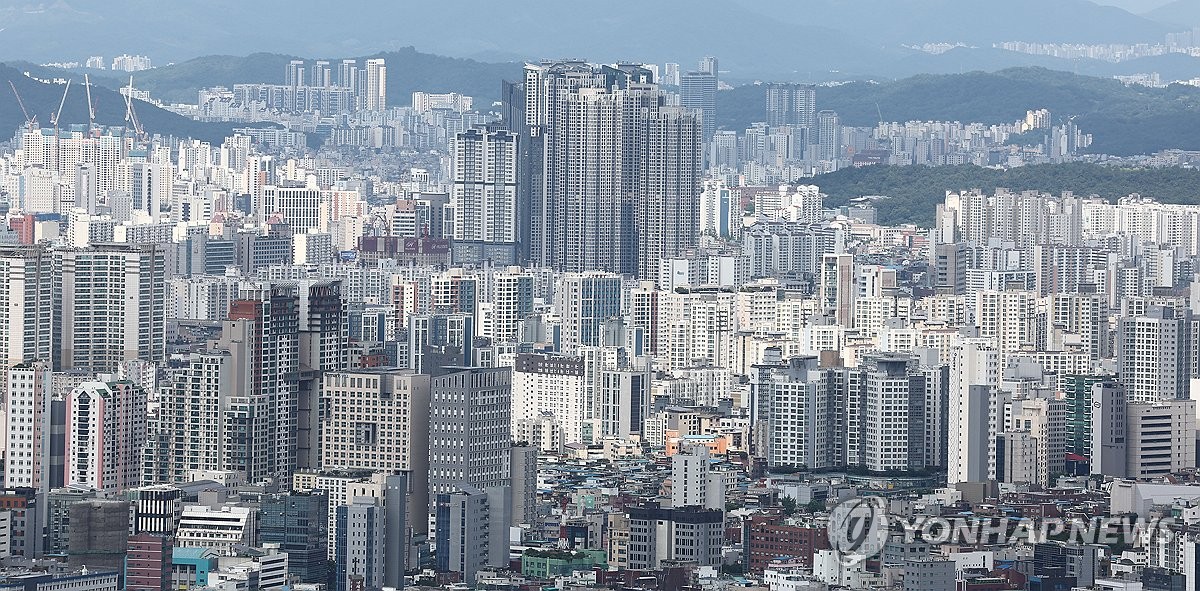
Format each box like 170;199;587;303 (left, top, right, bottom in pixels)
3;363;53;489
511;353;588;445
65;380;148;492
364;58;387;110
948;339;1003;485
57;243;167;374
452;128;518;245
670;444;725;510
1117;305;1189;403
0;246;54;365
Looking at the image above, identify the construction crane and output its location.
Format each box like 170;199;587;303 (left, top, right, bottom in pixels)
49;78;71;133
123;75;146;141
84;73;96;134
7;80;37;131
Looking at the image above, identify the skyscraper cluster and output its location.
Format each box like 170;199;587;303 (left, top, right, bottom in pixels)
4;43;1200;591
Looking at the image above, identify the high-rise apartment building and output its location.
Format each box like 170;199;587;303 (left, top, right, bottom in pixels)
364;58;387;110
489;267;534;343
816;110;841;161
452;128;519;248
56;244;167;373
4;363;53;490
768;357;839;470
669;444;725;510
1117;305;1190;403
765;83;817;137
511;352;588;445
518;61;701;277
555;272;623;352
0;246;54;365
153;285;303;484
64;380;147;493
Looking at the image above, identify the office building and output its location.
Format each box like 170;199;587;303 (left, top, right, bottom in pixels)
262;184;322;232
46;486;99;555
320;369;430;528
435;485;492;583
1126;400;1196;479
125;533;172;591
259;492;329;583
334;498;384;591
626;505;723;569
1091;382;1128;478
174;505;255;554
680;71;717;142
428;366;512;499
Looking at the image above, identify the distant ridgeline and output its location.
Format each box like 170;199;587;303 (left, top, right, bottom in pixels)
817;163;1200;227
717;68;1200;157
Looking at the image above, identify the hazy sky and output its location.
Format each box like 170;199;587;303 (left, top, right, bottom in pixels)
1092;0;1173;13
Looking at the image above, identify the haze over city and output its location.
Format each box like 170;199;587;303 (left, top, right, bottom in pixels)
0;2;1198;591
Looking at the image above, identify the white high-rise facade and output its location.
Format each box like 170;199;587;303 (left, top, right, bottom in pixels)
65;380;148;492
947;339;1001;485
57;243;167;374
452;128;518;245
1117;305;1189;403
0;246;54;365
511;353;588;445
3;363;52;490
365;58;387;110
670;444;724;510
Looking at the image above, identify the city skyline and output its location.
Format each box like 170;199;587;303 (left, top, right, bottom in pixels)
0;5;1199;591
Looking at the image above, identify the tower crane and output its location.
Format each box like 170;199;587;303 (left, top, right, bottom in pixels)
49;78;71;134
123;75;146;141
7;80;37;131
84;73;96;134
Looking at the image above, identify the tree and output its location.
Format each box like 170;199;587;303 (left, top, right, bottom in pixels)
781;496;798;516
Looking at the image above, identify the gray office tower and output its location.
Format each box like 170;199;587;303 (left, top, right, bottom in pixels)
260;491;329;583
428;367;515;578
510;61;702;278
681;70;717;142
